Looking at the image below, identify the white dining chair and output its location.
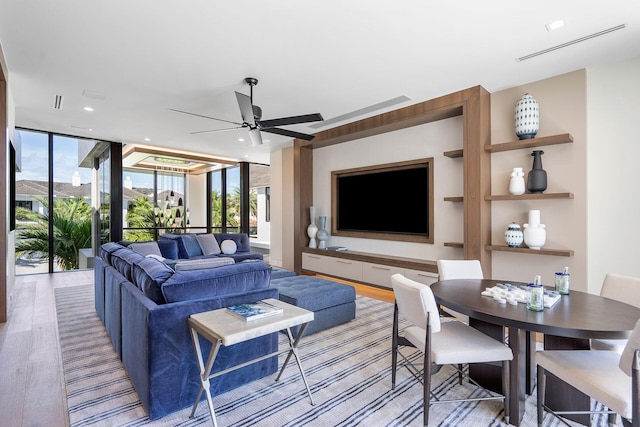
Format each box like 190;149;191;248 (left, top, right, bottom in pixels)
537;318;640;427
592;273;640;353
436;259;484;323
391;273;513;426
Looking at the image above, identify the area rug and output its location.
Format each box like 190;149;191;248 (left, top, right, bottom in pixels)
55;285;619;427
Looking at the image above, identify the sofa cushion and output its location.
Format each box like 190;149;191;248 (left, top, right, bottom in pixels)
196;233;222;255
215;233;250;252
129;241;163;257
157;239;179;260
161;261;272;303
99;242;125;264
132;257;175;304
175;257;234;271
110;248;146;282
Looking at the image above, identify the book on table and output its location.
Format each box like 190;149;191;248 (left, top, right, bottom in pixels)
226;300;284;321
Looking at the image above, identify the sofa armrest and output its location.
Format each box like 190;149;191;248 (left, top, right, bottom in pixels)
120;281;279;419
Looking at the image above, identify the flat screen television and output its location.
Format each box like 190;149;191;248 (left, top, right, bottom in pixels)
331;158;434;243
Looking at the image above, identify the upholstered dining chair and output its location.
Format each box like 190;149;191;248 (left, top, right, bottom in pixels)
391;273;513;426
537;318;640;427
436;259;484;323
592;273;640;353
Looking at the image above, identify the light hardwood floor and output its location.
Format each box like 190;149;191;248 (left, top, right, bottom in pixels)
0;270;93;427
0;270;393;427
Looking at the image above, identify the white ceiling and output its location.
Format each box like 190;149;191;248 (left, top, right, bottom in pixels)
1;1;639;165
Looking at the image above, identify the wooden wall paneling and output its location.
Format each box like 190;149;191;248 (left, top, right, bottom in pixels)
462;86;492;276
1;43;8;323
293;85;492;277
294;142;313;273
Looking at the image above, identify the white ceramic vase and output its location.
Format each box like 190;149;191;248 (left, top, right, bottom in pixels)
509;167;525;195
523;210;546;249
504;222;524;247
514;93;540;140
307;206;318;248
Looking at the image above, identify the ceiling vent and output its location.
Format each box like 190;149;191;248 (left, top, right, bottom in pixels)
52;94;64;110
517;24;626;62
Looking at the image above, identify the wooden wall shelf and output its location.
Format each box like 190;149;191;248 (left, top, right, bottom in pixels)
486;245;574;257
443;149;463;158
444;196;463;202
485;133;573;153
444;242;464;248
485;192;574;201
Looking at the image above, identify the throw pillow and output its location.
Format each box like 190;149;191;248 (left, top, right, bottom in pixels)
129;241;163;257
196;233;222;255
181;234;203;258
157;239;179;259
146;253;166;262
220;239;237;254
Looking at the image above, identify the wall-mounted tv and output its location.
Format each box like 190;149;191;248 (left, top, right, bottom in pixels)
331;158;434;243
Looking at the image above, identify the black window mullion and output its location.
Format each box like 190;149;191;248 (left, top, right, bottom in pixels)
48;133;54;273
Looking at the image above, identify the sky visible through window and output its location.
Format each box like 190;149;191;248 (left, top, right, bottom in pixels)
17;130;92;184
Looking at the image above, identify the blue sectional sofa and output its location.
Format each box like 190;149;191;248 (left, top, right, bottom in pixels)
94;239;278;420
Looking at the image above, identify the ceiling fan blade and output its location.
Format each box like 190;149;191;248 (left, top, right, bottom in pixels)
248;128;263;146
263;127;316;141
258;113;324;128
190;126;244;135
168;108;241;126
235;92;256;126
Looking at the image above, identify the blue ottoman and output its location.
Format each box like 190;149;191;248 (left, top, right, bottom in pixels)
270;267;298;280
270;276;356;336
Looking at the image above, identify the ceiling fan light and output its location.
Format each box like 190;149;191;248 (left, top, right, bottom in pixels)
248;128;263;146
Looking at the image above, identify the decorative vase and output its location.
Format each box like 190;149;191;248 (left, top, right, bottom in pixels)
527;150;547;193
504;222;524;247
307;206;318;248
514;93;539;140
509;167;525;195
317;216;329;249
524;210;546;250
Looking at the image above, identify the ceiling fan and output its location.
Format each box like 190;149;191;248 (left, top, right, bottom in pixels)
169;77;324;146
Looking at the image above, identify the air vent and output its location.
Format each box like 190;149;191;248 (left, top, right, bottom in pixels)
52;94;64;110
310;95;412;129
517;24;626;62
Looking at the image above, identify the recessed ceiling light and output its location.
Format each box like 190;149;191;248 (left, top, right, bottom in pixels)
263;139;270;143
244;154;249;158
546;20;565;31
83;106;94;112
238;138;245;142
144;137;151;141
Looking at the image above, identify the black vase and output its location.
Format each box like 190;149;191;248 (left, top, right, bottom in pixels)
527;150;547;193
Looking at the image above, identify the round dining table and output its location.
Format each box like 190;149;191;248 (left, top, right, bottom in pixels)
430;278;640;426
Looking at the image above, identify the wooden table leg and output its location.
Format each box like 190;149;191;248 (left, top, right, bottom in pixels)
543;335;591;426
508;327;526;427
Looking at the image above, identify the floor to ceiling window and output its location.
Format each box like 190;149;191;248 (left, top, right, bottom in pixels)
14;130;95;274
15;130;49;274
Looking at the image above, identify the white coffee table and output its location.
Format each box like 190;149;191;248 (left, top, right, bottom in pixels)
188;298;315;426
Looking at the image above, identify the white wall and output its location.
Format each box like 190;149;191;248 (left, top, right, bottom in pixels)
269;146;295;269
311;117;463;261
187;173;207;229
586;56;640;293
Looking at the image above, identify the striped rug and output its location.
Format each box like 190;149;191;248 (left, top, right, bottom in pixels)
55;285;619;427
